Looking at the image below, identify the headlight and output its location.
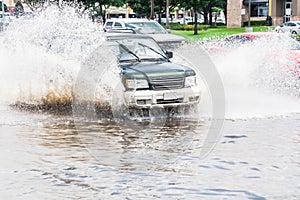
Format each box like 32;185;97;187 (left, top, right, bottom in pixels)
126;79;149;89
185;76;196;87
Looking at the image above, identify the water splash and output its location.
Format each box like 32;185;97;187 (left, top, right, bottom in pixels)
0;5;103;109
208;35;300;119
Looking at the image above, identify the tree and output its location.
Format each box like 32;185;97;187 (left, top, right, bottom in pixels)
20;0;126;23
15;1;25;17
81;0;126;23
23;0;45;11
193;0;199;35
127;0;151;18
127;0;182;20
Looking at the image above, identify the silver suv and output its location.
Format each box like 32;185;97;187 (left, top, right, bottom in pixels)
103;18;185;48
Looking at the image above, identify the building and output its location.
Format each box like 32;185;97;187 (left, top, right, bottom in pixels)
227;0;300;27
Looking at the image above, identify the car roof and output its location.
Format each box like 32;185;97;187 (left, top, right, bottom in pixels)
103;33;154;41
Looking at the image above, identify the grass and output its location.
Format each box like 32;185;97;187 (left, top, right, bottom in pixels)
171;26;275;41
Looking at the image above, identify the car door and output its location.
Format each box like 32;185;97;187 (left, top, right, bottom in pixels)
282;22;290;33
287;22;297;33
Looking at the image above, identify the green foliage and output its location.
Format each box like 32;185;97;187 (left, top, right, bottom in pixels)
171;26;274;41
210;23;226;27
127;0;151;17
77;0;126;22
168;23;209;31
187;22;203;25
212;7;222;13
242;20;266;27
14;1;25;17
291;34;300;41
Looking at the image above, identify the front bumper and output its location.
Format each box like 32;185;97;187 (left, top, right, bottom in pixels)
123;86;202;109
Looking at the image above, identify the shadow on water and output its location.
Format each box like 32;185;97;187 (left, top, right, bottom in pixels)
28;111;206;172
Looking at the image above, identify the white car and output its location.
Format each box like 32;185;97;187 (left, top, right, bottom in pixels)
275;21;300;34
178;17;204;24
103;18;185;47
214;18;226;25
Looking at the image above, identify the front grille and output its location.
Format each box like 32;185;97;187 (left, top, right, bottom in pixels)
157;98;184;104
150;76;185;90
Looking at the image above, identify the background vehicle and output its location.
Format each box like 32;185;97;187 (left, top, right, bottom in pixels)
214;18;226;25
103;18;185;48
275;21;300;34
178;17;204;24
208;32;300;78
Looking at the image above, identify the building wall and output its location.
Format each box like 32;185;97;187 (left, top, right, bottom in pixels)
291;0;300;20
227;0;300;27
227;0;243;27
271;0;284;25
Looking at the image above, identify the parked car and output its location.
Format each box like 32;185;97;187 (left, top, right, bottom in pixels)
75;34;202;117
155;18;179;24
275;21;300;34
214;17;226;25
208;32;300;78
178;17;204;24
103;18;185;48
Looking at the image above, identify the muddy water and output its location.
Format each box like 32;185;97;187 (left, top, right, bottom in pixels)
0;105;299;199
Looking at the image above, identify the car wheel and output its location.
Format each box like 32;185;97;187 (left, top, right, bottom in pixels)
292;31;297;34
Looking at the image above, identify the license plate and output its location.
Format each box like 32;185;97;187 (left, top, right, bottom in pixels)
163;92;178;100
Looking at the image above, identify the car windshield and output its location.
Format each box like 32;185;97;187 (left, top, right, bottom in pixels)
111;38;167;62
125;21;168;34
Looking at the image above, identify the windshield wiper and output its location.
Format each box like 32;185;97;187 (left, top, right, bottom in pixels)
116;41;141;62
137;42;170;62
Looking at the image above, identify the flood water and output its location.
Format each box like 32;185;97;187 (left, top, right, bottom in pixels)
1;5;300;200
0;106;299;199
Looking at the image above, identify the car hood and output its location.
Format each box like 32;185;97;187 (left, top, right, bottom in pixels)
121;61;194;78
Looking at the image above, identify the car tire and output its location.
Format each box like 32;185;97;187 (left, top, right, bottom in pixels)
291;31;297;34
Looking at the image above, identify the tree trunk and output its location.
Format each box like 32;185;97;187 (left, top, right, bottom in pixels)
209;8;213;25
166;0;170;29
202;8;209;24
194;11;198;35
150;0;154;19
193;0;198;35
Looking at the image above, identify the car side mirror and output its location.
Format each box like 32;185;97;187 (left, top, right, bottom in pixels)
166;50;173;58
280;25;283;27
